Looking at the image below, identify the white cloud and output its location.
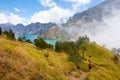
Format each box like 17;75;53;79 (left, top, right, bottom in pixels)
92;10;120;49
30;6;72;23
38;0;57;8
63;0;91;4
14;8;20;12
13;7;26;13
62;0;91;12
33;0;92;23
34;0;73;23
0;13;27;25
0;13;7;23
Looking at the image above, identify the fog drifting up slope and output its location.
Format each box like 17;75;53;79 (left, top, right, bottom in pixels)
57;0;120;50
90;10;120;49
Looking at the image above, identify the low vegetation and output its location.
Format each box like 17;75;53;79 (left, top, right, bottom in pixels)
0;28;120;80
0;36;75;80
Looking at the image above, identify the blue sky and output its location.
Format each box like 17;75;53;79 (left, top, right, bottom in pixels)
0;0;104;25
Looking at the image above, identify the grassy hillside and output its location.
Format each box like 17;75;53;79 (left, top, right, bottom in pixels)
0;36;75;80
0;35;120;80
78;41;120;80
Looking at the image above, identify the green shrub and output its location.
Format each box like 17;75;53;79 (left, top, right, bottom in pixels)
113;55;119;64
55;41;83;66
34;38;53;49
3;30;15;40
18;37;24;42
25;39;32;43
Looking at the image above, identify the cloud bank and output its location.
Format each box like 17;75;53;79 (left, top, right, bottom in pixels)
30;0;72;23
30;6;72;23
58;7;120;50
0;0;92;24
29;0;92;23
0;13;26;25
54;0;120;50
91;10;120;49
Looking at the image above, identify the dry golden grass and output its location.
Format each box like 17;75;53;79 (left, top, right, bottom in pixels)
0;36;120;80
0;37;75;80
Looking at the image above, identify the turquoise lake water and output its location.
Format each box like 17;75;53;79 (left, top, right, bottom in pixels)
15;34;57;45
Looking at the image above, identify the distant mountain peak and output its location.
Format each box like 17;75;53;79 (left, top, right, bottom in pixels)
16;23;24;27
40;0;120;40
0;22;55;34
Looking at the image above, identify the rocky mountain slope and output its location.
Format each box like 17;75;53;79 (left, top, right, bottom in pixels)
40;0;120;40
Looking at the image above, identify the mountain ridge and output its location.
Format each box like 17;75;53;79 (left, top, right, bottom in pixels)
40;0;120;41
0;22;56;34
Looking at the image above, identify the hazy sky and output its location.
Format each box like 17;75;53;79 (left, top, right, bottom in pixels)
0;0;104;25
